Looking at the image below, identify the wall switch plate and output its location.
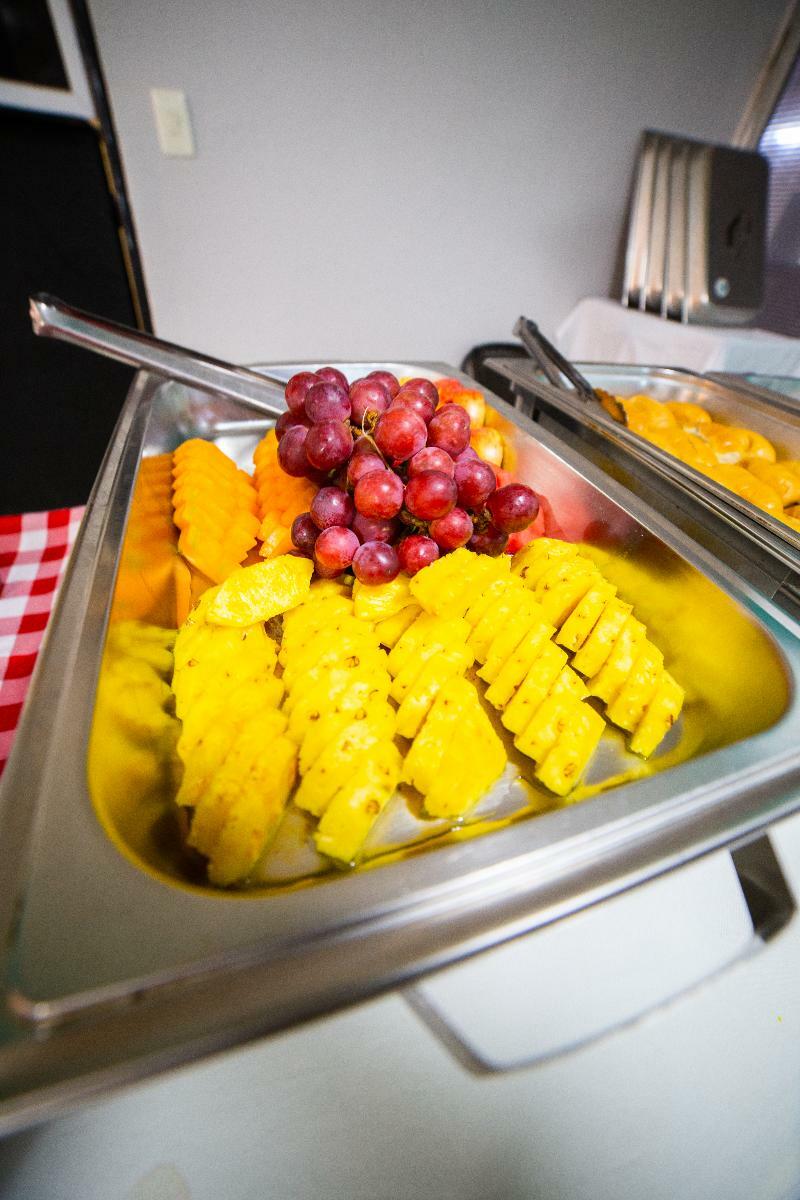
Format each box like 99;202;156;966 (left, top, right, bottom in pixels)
150;88;195;157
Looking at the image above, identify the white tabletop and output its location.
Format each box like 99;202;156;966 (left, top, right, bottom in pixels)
556;297;800;377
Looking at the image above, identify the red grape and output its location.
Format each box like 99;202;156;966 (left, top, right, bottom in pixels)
315;366;350;391
291;512;319;554
275;410;310;440
455;446;480;464
349;378;392;425
408;446;454;478
285;371;319;415
397;535;439;575
354;469;404;519
427;404;471;456
487;484;540;533
429;507;473;550
313;525;359;574
347;452;385;488
277;424;311;477
366;370;400;398
311;485;354;530
399;377;439;406
351;435;379;457
467;524;509;556
352;539;400;584
352;513;397;543
304;380;351;424
404;470;457;520
305;420;353;471
391;388;436;425
374;408;427;465
454;458;497;509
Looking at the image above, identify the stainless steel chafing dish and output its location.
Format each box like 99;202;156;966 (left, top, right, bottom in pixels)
1;358;800;1133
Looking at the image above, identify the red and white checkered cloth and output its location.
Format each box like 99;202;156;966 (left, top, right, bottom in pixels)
0;507;85;776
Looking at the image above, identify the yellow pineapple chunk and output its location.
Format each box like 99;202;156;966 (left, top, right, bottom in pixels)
388;613;470;676
514;687;586;764
511;538;579;585
282;660;388;714
570;596;633;678
535;703;605;796
556;579;617;652
314;743;402;863
423;705;506;818
206;555;313;626
281;594;353;646
374;604;421;648
463;575;521;628
478;594;549;683
410;548;505;618
285;673;390;743
586;616;646;703
282;638;385;690
501;640;568;735
469;587;531;660
606;642;664;732
484;621;555;710
550;664;588;699
534;566;602;627
629;672;685;758
187;710;295;884
294;714;391;816
402;676;474;794
395;645;474;739
352;576;414;621
298;700;395;775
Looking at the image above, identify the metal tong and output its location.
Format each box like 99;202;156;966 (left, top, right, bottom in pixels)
29;294;287;418
513;316;602;402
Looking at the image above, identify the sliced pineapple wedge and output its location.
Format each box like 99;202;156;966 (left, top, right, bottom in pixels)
629;671;685;758
314;743;402;864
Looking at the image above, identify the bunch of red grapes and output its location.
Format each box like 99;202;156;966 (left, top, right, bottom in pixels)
276;367;540;584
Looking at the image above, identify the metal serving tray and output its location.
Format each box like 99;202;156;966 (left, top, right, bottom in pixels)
493;360;800;578
2;361;800;1131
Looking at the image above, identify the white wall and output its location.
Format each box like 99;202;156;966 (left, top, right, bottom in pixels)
88;0;787;366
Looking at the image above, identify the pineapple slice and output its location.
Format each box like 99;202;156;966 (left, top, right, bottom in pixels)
629;672;685;758
469;587;531;660
410;548;505;618
514;685;586;764
534;566;602;627
294;714;392;816
556;578;616;652
585;616;646;703
464;575;521;629
388;613;470;676
298;700;395;776
279;615;369;666
402;676;474;794
550;664;588;699
501;640;568;735
535;703;605;797
478;594;549;684
282;637;385;690
188;709;295;884
395;645;474;739
206;555;313;626
285;673;390;744
484;620;555;710
314;743;402;864
374;604;421;648
352;576;414;621
570;596;633;678
511;538;580;586
282;661;389;715
423;704;506;818
605;641;664;732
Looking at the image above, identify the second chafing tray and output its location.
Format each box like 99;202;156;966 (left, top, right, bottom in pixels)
2;361;800;1131
491;359;800;594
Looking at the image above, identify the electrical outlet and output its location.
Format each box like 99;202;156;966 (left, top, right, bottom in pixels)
150;88;195;157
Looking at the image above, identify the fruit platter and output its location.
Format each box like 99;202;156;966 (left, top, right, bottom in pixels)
4;357;800;1036
71;361;793;903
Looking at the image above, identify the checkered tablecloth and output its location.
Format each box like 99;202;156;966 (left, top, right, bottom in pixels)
0;507;85;776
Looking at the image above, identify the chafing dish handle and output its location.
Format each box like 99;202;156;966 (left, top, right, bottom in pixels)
29;293;287;418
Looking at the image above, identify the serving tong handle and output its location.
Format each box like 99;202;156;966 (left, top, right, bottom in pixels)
29;294;287;418
513;315;600;404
